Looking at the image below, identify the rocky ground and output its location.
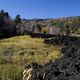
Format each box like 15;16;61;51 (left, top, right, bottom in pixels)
40;36;80;80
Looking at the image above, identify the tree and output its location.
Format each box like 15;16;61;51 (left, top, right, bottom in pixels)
5;12;10;20
0;9;5;21
14;15;21;25
64;23;71;36
42;27;47;34
37;24;42;32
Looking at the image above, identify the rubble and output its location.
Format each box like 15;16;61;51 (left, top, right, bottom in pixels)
41;36;80;80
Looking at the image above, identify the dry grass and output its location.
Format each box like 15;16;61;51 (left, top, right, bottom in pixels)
0;35;61;80
0;35;61;64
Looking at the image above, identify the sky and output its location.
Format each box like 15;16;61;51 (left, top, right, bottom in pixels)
0;0;80;19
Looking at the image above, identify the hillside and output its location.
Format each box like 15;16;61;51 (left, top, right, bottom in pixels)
0;35;61;80
0;9;80;36
0;10;80;80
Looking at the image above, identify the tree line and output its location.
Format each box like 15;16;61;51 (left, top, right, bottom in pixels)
0;9;21;35
0;9;80;36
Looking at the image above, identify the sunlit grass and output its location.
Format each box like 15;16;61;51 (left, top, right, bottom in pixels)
0;35;61;64
0;35;62;80
0;64;23;80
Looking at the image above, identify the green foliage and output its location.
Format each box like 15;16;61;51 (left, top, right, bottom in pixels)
0;9;15;35
14;15;21;25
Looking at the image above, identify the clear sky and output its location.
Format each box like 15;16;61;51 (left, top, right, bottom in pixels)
0;0;80;19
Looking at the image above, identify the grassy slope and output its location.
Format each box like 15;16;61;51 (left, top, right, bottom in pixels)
0;36;61;80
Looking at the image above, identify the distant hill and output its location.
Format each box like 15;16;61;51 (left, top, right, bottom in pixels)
21;16;80;35
0;9;80;36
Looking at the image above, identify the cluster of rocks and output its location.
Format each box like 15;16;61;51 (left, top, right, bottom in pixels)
40;36;80;80
44;36;78;45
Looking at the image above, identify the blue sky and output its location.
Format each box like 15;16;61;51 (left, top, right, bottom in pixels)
0;0;80;19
